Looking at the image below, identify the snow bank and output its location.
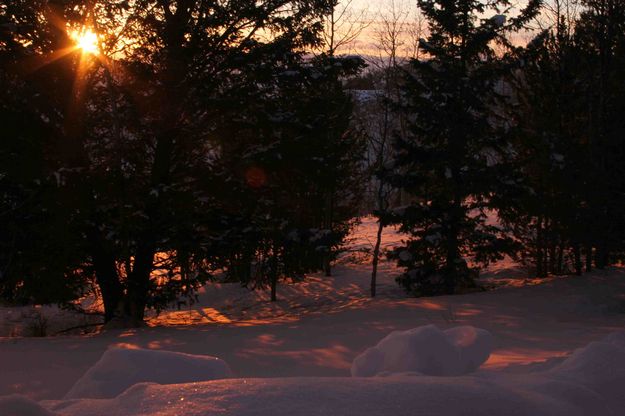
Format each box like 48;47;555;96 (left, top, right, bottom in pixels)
42;375;609;416
548;330;625;411
0;395;58;416
64;347;232;399
35;330;625;415
351;325;493;377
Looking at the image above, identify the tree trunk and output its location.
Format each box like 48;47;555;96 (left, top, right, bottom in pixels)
126;234;157;325
93;254;123;323
270;271;278;302
270;245;279;302
88;230;124;323
323;259;332;277
370;219;384;298
445;224;460;294
585;243;593;273
322;192;335;278
596;240;609;269
573;243;583;276
548;243;557;275
536;221;545;278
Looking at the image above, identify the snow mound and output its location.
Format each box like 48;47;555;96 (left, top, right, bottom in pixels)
0;395;58;416
549;330;625;410
64;347;232;399
601;330;625;348
38;331;625;415
351;324;493;377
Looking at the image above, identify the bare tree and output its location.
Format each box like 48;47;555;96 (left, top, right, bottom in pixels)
540;0;581;35
323;0;371;55
357;0;425;297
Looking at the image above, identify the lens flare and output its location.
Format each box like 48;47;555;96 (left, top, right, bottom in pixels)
71;29;99;55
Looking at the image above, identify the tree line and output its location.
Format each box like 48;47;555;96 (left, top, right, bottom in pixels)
362;0;625;297
0;0;366;326
1;0;624;325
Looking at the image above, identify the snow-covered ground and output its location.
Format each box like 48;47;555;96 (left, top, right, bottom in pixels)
1;216;625;415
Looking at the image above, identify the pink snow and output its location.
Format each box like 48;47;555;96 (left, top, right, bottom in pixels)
1;216;625;415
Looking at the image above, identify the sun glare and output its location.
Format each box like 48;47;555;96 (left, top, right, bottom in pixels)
71;28;99;55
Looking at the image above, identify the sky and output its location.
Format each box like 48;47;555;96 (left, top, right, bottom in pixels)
335;0;540;57
333;0;423;57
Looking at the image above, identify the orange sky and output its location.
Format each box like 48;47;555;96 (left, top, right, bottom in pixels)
335;0;539;56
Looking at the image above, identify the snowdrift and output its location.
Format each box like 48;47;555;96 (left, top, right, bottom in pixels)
43;376;608;416
22;329;624;415
0;395;59;416
547;331;625;411
64;347;232;399
351;324;493;377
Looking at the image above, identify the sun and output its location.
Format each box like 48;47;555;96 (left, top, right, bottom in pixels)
70;28;99;55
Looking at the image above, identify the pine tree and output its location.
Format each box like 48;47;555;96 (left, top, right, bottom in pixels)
389;0;540;296
501;6;586;277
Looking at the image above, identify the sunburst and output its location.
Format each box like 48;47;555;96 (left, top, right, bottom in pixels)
70;28;99;55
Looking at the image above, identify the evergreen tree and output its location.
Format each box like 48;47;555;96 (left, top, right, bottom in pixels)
501;1;625;277
573;0;625;268
1;0;347;324
389;0;540;296
78;0;346;323
216;52;365;301
0;0;92;304
501;10;586;277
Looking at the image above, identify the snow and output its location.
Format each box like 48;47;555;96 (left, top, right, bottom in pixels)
37;333;625;415
548;333;625;411
39;375;604;416
37;330;625;415
350;89;379;103
65;347;231;399
398;250;412;261
491;14;507;28
445;326;494;374
1;217;625;415
0;303;101;337
0;395;58;416
351;325;493;377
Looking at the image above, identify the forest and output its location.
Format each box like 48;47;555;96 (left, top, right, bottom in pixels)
2;0;625;326
2;1;625;415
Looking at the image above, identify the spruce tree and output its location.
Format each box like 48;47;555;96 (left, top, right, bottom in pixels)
216;52;365;301
79;0;344;323
573;0;625;268
501;10;586;277
0;0;91;304
501;1;625;276
1;0;344;324
389;0;540;296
